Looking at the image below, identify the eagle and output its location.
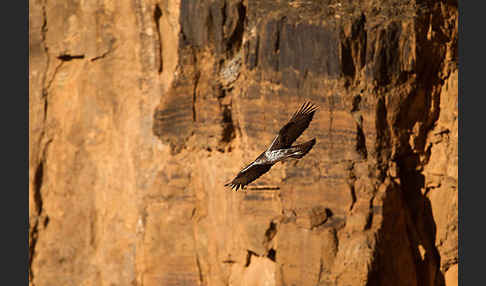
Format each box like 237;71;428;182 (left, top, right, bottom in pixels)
225;101;319;191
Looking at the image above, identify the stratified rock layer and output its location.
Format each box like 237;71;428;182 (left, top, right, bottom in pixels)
29;0;458;285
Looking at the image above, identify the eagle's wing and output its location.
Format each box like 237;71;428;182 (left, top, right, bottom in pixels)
268;101;319;151
225;163;272;191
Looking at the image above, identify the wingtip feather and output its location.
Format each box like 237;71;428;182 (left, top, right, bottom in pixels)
297;101;319;116
225;181;245;192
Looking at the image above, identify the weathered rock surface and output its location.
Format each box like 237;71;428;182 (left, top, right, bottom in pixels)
29;0;458;285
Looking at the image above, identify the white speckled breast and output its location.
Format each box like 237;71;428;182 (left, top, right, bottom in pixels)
264;149;291;164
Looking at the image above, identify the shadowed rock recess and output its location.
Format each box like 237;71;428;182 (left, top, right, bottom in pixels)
29;0;457;285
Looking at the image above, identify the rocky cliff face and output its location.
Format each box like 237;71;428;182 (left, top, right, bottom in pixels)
29;0;458;285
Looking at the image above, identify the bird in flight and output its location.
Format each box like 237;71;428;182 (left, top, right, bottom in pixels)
225;101;319;191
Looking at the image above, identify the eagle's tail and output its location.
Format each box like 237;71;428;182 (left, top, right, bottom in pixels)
289;138;316;159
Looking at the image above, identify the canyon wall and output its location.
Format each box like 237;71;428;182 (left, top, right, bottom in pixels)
29;0;458;285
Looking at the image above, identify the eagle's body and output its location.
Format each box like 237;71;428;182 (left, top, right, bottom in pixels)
225;101;318;191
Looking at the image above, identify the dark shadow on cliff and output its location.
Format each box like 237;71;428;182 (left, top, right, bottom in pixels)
368;0;455;284
397;151;445;286
366;165;445;286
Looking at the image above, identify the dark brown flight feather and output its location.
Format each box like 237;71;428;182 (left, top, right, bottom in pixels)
268;101;319;151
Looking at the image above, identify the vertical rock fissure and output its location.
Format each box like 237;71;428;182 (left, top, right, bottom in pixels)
220;101;236;145
29;225;39;285
31;4;51;284
45;60;65;94
273;17;285;72
264;221;277;244
356;125;368;159
225;1;246;56
195;253;204;285
30;138;52;285
349;185;357;212
33;161;45;217
267;248;276;262
374;96;390;180
29;160;44;285
317;258;324;284
245;250;258;267
351;94;368;159
192;71;200;122
340;40;355;79
346;162;358;211
153;4;163;73
40;1;50;122
364;196;374;230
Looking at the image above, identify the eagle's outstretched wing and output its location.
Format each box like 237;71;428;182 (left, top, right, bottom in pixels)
225;163;272;191
268;101;319;151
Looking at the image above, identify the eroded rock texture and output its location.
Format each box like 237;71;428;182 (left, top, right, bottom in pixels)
29;0;458;285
